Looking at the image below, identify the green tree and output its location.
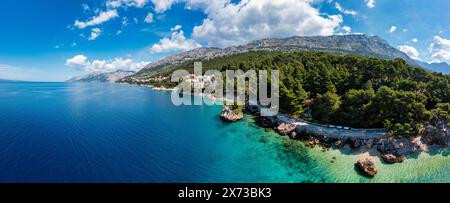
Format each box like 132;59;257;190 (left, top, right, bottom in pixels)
312;91;341;123
338;89;375;127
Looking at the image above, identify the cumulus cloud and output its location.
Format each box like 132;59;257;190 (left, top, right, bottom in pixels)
341;26;352;34
144;13;154;23
150;25;202;53
389;26;397;33
88;28;102;40
171;24;182;31
412;38;418;43
335;2;357;16
429;36;450;63
66;55;150;72
106;0;149;8
365;0;375;8
66;55;88;66
189;0;343;47
151;0;178;13
398;45;420;60
72;0;344;48
74;10;119;29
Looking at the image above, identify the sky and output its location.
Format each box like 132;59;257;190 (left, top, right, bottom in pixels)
0;0;449;81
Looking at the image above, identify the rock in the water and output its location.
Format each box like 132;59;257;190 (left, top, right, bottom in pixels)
276;123;297;135
381;154;406;164
355;159;378;177
220;106;243;122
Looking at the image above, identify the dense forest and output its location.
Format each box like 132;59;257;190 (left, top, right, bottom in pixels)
124;51;450;138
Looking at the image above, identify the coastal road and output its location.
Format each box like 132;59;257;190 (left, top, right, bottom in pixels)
276;114;386;139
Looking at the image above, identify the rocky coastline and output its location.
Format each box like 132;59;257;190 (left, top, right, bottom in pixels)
220;106;244;122
134;84;449;178
222;104;450;177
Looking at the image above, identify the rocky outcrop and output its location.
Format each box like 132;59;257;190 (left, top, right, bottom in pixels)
381;154;406;164
377;137;420;156
288;131;298;140
220;106;243;122
355;159;378;177
247;105;387;151
422;126;449;147
255;116;279;128
276;123;297;135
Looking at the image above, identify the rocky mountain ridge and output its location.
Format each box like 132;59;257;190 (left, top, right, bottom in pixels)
136;34;420;76
67;70;135;83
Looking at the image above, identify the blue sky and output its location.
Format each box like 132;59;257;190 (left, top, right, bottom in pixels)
0;0;449;81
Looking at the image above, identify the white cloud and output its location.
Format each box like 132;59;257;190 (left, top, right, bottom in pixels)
341;26;352;34
365;0;375;8
150;25;202;53
88;28;102;40
82;3;90;11
72;0;344;48
429;36;450;63
74;10;119;29
412;38;418;43
335;2;357;16
66;55;88;66
190;0;344;47
389;26;397;33
144;13;154;24
122;17;129;26
398;45;420;60
151;0;178;13
106;0;149;8
66;55;150;72
171;24;182;31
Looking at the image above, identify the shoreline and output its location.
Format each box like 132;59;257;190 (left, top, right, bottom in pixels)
245;104;450;172
142;84;449;154
126;83;449;176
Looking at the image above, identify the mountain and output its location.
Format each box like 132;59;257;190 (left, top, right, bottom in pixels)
416;61;450;74
68;70;135;83
134;34;419;77
0;79;23;82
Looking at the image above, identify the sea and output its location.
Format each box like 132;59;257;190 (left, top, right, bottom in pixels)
0;82;449;183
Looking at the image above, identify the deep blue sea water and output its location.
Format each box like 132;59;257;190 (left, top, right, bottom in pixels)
0;82;449;183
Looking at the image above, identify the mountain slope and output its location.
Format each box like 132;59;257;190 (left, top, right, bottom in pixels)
416;61;450;74
134;34;419;78
0;79;23;82
68;70;135;83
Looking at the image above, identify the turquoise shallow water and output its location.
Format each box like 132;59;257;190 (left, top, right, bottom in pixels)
0;82;448;183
